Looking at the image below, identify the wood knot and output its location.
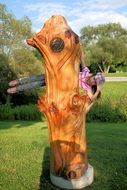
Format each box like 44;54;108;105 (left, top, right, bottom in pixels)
72;95;82;108
49;102;58;114
67;171;76;179
50;37;64;52
65;30;79;44
64;163;86;179
65;30;72;38
75;34;79;44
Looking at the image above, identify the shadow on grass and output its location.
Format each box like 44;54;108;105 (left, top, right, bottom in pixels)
39;146;69;190
0;121;39;130
39;146;58;190
38;134;127;190
38;146;90;190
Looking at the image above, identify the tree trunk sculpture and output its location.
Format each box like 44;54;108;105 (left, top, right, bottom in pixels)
27;15;94;189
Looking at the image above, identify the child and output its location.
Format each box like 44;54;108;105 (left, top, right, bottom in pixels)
7;65;105;101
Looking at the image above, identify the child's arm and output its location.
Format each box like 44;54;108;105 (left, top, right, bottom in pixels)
80;49;87;69
85;90;100;113
85;75;105;113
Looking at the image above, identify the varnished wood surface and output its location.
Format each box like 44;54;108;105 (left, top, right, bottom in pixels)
27;15;91;179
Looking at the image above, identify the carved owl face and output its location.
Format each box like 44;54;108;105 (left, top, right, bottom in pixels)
27;15;80;67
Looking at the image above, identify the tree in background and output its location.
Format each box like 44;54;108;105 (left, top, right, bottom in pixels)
0;3;42;77
85;46;113;73
0;53;17;103
0;4;31;58
81;23;127;73
0;3;43;104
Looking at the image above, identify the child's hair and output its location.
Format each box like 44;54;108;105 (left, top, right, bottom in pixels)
91;85;101;98
79;64;82;72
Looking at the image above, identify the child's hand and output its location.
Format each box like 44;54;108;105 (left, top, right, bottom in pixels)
97;83;104;92
95;73;105;91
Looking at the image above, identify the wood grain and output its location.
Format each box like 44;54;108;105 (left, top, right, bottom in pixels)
27;15;91;179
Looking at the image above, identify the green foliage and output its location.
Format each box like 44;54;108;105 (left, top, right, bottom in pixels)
81;23;127;73
12;48;43;77
0;3;43;103
0;103;14;120
0;4;32;56
0;54;13;79
0;3;43;78
14;105;42;121
0;103;43;121
0;82;127;122
86;46;113;73
87;98;127;123
0;53;16;103
105;72;127;77
0;4;127;122
88;82;127;122
80;23;127;44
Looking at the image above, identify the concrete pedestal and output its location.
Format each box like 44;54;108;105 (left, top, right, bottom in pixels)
50;164;94;189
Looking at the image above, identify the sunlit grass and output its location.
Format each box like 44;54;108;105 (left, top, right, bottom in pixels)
105;72;127;77
0;121;127;190
102;82;127;100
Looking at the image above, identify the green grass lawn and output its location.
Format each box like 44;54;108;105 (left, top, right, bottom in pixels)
0;121;127;190
102;82;127;100
105;72;127;77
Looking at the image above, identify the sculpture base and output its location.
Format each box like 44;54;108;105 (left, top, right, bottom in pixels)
50;164;94;189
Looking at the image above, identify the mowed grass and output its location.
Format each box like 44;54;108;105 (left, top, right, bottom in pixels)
102;82;127;100
0;121;127;190
105;72;127;77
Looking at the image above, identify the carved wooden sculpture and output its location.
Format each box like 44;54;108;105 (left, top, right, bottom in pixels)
27;15;94;189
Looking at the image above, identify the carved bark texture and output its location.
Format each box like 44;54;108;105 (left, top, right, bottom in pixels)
27;15;90;180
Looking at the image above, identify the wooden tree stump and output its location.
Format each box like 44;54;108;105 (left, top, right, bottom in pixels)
27;15;94;189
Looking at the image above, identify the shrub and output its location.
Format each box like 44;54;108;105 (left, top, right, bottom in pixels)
87;98;127;122
0;103;14;120
0;96;127;122
0;104;44;121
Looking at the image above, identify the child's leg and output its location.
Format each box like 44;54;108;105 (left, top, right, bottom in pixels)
7;80;45;94
9;74;45;87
